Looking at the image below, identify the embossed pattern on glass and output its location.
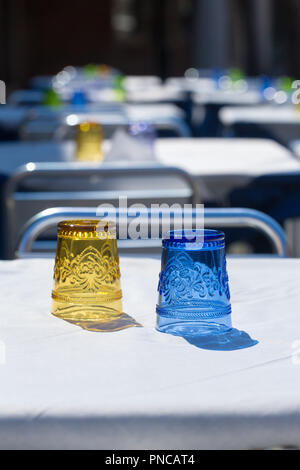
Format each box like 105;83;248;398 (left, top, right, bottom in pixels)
52;220;122;321
156;229;232;336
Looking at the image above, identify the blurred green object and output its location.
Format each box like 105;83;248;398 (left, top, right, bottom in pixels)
278;76;294;92
42;89;62;107
113;74;126;101
83;64;98;78
113;74;125;89
228;67;244;82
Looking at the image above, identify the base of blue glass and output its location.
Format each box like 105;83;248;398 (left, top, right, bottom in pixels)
156;314;232;337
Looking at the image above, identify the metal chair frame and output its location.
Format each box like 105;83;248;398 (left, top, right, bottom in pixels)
17;207;287;258
3;162;201;259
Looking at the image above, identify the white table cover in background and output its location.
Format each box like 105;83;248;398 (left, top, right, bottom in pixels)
0;137;298;176
155;138;300;176
166;77;216;93
166;78;262;107
193;89;262;106
155;138;300;201
220;105;300;126
220;105;300;146
125;85;186;104
0;256;300;450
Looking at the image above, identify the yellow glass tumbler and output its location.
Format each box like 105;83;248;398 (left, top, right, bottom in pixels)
75;122;104;162
52;220;123;322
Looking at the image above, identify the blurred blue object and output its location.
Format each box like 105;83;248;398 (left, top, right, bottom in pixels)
261;76;272;90
128;121;157;151
260;75;277;101
156;229;232;337
71;90;87;107
212;68;225;87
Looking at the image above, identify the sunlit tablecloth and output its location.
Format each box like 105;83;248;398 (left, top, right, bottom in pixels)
155;138;300;201
220;105;300;146
155;138;300;176
0;137;298;176
0;256;300;450
220;105;300;126
194;89;262;106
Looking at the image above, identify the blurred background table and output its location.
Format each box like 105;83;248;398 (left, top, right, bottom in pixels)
191;86;263;137
220;105;300;146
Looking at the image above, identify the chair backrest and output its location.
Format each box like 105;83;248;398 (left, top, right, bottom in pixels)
3;163;200;259
17;207;287;258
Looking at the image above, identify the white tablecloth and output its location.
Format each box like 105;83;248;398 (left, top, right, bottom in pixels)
155;138;300;176
166;77;215;93
220;105;300;146
156;138;300;201
126;86;186;104
194;90;262;106
220;105;300;126
0;256;300;449
0;138;297;177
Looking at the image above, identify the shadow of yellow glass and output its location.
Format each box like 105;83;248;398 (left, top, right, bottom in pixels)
52;220;124;324
75;122;104;162
64;313;142;333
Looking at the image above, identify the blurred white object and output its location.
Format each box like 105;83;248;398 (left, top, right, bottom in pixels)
105;128;157;162
123;76;161;93
289;139;300;158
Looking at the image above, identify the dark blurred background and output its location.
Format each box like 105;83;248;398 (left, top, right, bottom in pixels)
1;0;300;89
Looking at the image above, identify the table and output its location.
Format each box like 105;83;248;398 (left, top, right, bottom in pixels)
1;137;297;175
126;85;186;105
155;138;300;176
220;105;300;126
192;86;262;137
0;256;300;449
155;138;300;201
220;105;300;146
193;89;262;106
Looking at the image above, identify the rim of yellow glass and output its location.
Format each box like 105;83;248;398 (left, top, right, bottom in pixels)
77;122;102;133
57;219;116;239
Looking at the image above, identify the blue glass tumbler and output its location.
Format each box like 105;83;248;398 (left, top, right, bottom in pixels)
156;230;232;336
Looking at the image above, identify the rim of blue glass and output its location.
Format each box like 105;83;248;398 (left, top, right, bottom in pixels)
164;229;224;244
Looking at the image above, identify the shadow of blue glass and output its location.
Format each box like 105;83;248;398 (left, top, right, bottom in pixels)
158;322;258;351
183;328;258;351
